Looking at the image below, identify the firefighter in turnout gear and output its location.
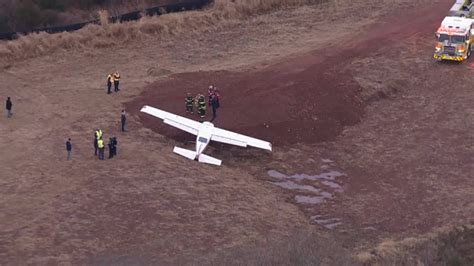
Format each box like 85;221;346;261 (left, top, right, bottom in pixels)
208;85;214;106
197;94;206;118
185;93;194;114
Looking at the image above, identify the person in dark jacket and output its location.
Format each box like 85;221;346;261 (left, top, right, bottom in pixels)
107;74;113;94
208;85;214;106
93;135;98;156
108;138;114;159
112;137;118;156
213;87;220;108
121;110;126;132
66;138;72;160
6;97;12;118
113;72;120;92
210;94;219;122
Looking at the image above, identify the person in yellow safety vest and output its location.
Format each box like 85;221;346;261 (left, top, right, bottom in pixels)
94;129;103;156
113;72;120;92
97;138;105;160
95;129;103;140
197;94;206;118
107;74;113;94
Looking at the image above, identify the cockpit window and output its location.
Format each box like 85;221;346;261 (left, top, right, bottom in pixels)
198;137;208;143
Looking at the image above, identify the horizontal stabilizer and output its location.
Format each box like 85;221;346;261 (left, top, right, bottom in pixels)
198;153;222;166
173;147;197;160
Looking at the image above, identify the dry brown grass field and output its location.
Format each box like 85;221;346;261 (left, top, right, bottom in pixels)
0;0;473;264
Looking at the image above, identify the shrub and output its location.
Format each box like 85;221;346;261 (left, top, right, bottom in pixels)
15;0;43;31
38;0;65;11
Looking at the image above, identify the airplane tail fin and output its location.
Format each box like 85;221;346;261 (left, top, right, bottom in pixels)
173;147;222;166
173;146;197;160
198;153;222;166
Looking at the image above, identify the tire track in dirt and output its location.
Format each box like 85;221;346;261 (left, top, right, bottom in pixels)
127;0;453;146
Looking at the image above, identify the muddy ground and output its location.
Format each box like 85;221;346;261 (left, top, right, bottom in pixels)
0;0;473;264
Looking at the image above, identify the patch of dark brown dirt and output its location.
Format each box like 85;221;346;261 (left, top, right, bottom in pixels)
127;66;363;146
126;0;453;146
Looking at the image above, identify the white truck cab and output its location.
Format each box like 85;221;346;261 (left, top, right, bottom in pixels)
434;16;474;61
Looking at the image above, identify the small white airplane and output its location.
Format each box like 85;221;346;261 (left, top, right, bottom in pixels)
140;105;272;166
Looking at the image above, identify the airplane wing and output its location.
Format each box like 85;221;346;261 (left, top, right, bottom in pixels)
211;127;272;151
140;105;200;136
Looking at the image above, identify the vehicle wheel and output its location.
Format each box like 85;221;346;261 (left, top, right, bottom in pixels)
469;45;472;58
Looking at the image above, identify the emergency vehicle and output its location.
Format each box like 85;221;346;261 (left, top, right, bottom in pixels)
434;16;474;61
448;0;474;18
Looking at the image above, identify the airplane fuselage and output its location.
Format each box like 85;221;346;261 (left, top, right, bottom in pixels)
140;105;272;166
194;121;214;159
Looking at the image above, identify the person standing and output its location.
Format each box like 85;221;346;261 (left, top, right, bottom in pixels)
208;85;214;106
94;128;102;156
107;74;113;94
185;93;194;114
112;137;118;156
66;138;72;160
95;128;103;140
213;87;220;108
210;94;219;123
121;110;127;132
197;94;206;118
5;97;12;118
93;136;98;156
113;72;121;92
98;138;105;160
108;138;114;159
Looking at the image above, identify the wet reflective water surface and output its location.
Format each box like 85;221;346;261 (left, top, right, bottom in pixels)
268;170;345;181
268;159;346;230
272;180;321;193
295;195;327;204
311;215;343;229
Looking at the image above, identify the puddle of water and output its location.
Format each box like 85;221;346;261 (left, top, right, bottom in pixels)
324;222;342;229
363;226;377;231
272;181;321;193
302;170;345;181
295;195;326;204
311;216;343;230
267;170;287;179
267;170;346;181
321;180;343;192
319;191;333;198
312;217;340;224
269;169;342;204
